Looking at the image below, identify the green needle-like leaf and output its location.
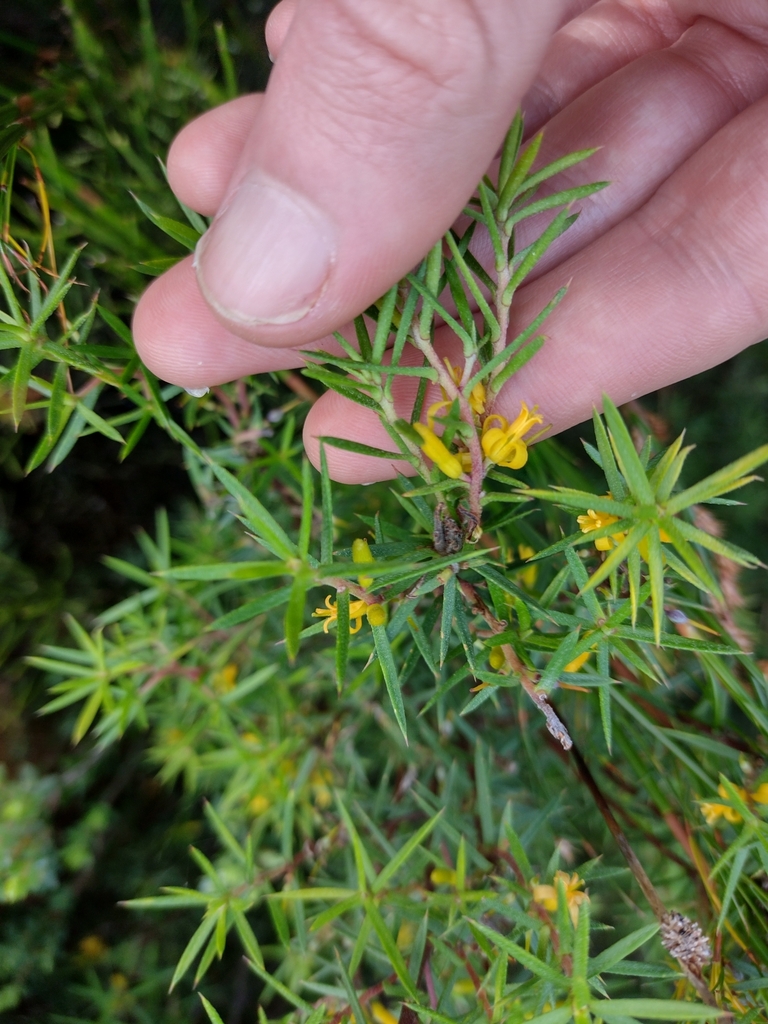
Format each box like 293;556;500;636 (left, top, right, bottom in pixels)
588;923;659;977
498;131;543;219
131;192;201;249
588;999;723;1020
440;573;456;666
470;921;567;987
372;811;441;893
199;995;225;1024
169;909;221;992
364;897;419;1000
335;590;350;689
372;622;407;742
602;396;654;503
320;444;334;564
665;443;768;514
285;573;308;662
592;407;626;500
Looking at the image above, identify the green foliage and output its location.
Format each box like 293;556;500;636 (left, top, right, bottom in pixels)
2;2;768;1023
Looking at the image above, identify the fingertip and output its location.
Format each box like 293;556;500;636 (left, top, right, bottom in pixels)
167;94;263;215
265;0;298;62
303;392;411;483
132;256;304;387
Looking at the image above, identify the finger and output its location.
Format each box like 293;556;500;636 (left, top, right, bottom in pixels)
305;94;768;481
265;0;298;61
168;0;594;219
194;0;569;346
140;16;768;395
473;16;768;285
167;94;262;216
500;94;768;432
132;257;306;387
523;0;684;132
524;0;768;131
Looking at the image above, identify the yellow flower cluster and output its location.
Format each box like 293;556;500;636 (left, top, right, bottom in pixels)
576;508;624;551
313;594;387;633
577;500;672;556
413;421;464;479
481;403;543;471
516;542;538;589
532;870;588;925
413;367;543;480
700;781;768;825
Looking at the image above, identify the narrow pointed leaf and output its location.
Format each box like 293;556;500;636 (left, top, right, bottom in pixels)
503;209;577;303
169;910;220;992
588;1000;722;1020
372;811;442;893
440;572;456;666
505;181;609;230
364;898;419;1000
207;459;297;559
372;623;407;742
588;923;659;976
199;995;225;1024
666;444;768;515
320;444;334;563
131;192;201;249
498;131;543;217
285;574;307;661
335;589;350;687
593;407;626;500
602;396;654;503
470;921;567;986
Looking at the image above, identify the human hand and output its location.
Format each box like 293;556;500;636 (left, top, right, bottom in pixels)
133;0;768;482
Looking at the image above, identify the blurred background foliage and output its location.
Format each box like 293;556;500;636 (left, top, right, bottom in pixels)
1;1;768;1022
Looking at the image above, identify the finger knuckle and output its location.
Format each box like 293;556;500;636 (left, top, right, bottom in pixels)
331;0;496;95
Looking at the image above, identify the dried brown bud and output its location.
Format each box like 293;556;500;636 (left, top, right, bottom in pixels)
660;911;711;971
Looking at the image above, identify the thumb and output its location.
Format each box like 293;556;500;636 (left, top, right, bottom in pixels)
195;0;568;346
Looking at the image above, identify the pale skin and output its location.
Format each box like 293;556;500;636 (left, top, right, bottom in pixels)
132;0;768;482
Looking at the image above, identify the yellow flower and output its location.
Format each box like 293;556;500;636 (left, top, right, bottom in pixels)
517;543;538;589
576;508;626;552
313;594;368;633
578;501;673;557
352;537;375;588
444;359;486;415
469;383;486;415
453;979;476;997
637;529;672;561
699;781;768;825
564;651;591;674
427;398;453;431
532;870;588;925
371;1002;398;1024
397;920;415;951
212;663;238;693
110;972;129;992
79;935;108;961
248;793;270;816
313;594;386;632
481;403;543;470
413;422;464;479
310;767;333;809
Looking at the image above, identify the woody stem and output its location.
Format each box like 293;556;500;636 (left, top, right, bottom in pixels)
456;578;571;750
